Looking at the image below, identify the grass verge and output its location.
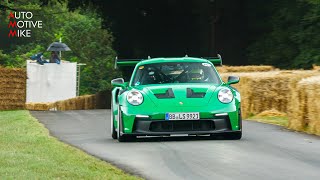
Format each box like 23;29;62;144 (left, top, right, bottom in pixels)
247;115;288;127
247;114;320;137
0;110;140;179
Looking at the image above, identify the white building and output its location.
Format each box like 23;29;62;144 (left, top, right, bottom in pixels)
26;61;77;103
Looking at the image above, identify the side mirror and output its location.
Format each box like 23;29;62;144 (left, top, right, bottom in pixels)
111;78;128;88
227;76;240;85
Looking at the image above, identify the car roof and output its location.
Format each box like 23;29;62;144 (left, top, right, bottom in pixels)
136;57;211;66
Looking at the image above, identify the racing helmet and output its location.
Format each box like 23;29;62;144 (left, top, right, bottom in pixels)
189;68;204;81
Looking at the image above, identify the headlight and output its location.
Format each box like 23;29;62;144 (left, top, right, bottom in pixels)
218;88;233;103
126;90;144;106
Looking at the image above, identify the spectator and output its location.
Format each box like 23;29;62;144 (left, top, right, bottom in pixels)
50;51;61;64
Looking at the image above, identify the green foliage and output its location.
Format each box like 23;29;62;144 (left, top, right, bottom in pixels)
0;0;118;94
0;51;10;67
57;9;119;94
247;0;320;69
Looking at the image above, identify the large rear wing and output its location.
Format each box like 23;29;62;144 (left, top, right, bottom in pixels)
203;54;223;66
114;54;223;69
114;57;146;69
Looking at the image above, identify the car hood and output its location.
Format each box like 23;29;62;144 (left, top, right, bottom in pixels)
133;84;218;107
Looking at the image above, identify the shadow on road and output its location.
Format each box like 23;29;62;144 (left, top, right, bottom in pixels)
122;134;241;143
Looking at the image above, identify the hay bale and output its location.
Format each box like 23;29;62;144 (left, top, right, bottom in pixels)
0;67;27;110
34;103;50;111
0;82;26;89
63;98;76;110
255;109;287;117
221;70;320;118
75;96;85;109
56;100;66;111
25;103;35;110
0;68;26;78
25;103;55;111
49;102;58;111
84;95;96;109
288;75;320;135
216;65;275;73
313;64;320;71
41;94;97;111
25;95;95;111
0;105;25;110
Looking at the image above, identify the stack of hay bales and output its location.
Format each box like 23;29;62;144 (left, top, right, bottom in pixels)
0;68;26;110
220;70;320;118
55;95;96;110
288;75;320;135
216;65;275;73
25;90;111;111
254;109;287;118
25;103;54;111
313;64;320;71
26;95;96;111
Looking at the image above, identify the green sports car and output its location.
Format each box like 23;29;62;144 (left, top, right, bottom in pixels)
111;56;242;142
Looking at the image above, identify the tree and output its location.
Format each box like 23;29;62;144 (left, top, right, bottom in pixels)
246;0;319;69
0;0;118;94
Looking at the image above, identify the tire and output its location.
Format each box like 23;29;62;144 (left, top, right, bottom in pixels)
226;131;242;140
111;100;117;139
117;104;135;142
238;108;242;131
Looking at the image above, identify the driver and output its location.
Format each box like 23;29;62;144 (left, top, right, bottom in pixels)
189;68;204;81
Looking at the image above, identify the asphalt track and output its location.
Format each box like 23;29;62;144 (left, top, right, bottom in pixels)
31;110;320;180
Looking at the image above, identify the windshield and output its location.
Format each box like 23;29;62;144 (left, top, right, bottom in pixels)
131;62;221;86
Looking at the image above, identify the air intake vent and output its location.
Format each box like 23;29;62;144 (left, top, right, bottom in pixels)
187;88;206;98
154;88;175;99
149;120;215;132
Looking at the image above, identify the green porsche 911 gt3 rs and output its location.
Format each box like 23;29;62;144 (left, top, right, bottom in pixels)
111;56;242;142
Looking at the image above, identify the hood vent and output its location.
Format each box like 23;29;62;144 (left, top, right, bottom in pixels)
154;88;175;99
187;88;206;98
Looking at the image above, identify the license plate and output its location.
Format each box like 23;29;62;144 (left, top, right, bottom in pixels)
165;112;200;120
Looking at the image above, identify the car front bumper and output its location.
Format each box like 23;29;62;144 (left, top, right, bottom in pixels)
122;115;239;136
118;104;241;133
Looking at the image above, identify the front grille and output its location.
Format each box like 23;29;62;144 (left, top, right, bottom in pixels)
149;120;215;132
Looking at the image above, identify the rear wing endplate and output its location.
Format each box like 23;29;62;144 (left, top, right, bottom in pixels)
203;54;223;66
